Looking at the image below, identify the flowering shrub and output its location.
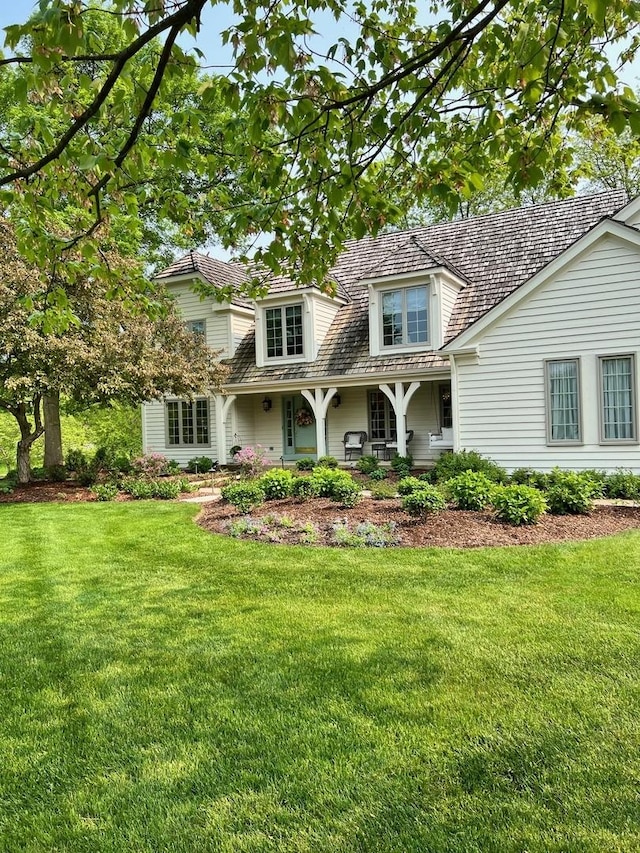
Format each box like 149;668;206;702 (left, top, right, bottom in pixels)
233;445;270;478
131;453;169;479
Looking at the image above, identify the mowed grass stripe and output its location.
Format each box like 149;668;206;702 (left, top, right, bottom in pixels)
0;502;638;852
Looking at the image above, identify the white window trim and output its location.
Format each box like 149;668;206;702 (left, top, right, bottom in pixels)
264;303;305;362
544;357;583;446
165;398;211;448
255;296;310;367
598;353;638;445
368;275;434;357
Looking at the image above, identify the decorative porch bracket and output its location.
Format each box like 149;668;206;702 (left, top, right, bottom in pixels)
301;387;338;459
214;393;237;464
379;381;421;456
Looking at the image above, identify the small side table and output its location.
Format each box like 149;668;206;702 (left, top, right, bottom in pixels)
372;443;387;459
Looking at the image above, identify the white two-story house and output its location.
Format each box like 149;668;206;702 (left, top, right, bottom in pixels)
142;189;640;472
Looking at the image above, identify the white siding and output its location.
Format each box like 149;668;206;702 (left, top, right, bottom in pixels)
440;278;459;343
456;235;640;471
312;297;342;359
230;310;254;356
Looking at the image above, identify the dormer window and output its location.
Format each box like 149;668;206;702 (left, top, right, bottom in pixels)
265;304;303;358
185;319;206;338
381;285;429;348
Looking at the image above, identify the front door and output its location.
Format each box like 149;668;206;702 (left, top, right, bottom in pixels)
283;395;317;458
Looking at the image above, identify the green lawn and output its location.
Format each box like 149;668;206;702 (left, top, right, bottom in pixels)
0;502;639;852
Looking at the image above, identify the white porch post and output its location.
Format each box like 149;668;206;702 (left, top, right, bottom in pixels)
214;393;236;464
379;381;421;456
301;387;338;459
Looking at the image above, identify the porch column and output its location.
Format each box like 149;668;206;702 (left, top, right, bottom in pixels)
214;393;236;464
301;387;338;458
379;381;420;456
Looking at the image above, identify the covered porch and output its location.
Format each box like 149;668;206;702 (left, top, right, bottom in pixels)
215;375;455;466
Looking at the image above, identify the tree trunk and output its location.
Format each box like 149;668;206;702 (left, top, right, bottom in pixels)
43;392;64;468
13;399;44;484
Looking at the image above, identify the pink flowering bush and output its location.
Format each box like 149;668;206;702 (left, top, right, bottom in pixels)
131;452;170;479
233;445;270;478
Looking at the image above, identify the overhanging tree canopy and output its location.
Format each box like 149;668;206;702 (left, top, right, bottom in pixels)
2;0;640;289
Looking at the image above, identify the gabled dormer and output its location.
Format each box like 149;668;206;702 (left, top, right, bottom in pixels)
154;252;255;358
360;236;466;357
254;276;349;368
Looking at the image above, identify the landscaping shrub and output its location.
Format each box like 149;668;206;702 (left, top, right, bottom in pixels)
259;468;295;500
310;466;353;498
186;456;216;474
131;452;169;478
122;478;155;499
92;446;115;473
92;483;119;501
45;464;67;482
233;445;270;478
369;482;397;500
446;471;496;511
295;457;316;471
367;467;387;481
356;455;380;475
151;480;182;500
221;480;266;513
418;470;437;484
605;468;640;500
291;476;320;500
0;472;17;494
397;476;424;495
509;467;548;490
330;478;361;508
544;470;597;515
114;454;133;474
76;467;98;487
391;453;413;478
65;448;87;473
316;455;338;468
401;485;446;518
433;450;506;484
492;484;547;525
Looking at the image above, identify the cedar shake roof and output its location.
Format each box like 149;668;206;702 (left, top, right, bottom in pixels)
159;191;629;385
155;251;252;309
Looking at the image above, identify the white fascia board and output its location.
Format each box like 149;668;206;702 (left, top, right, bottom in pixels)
223;365;452;395
360;266;458;287
613;195;640;222
443;217;640;353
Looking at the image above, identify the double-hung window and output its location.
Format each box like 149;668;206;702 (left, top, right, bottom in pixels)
599;355;636;442
185;319;206;339
265;305;303;358
167;399;210;446
545;359;581;444
381;285;428;348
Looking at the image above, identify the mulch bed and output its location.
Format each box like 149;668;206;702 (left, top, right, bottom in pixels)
197;496;640;548
4;481;640;548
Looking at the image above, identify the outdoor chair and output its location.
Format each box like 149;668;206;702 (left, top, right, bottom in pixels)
343;431;367;460
383;430;414;459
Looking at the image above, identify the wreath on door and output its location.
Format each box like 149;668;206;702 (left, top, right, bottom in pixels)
295;407;314;426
